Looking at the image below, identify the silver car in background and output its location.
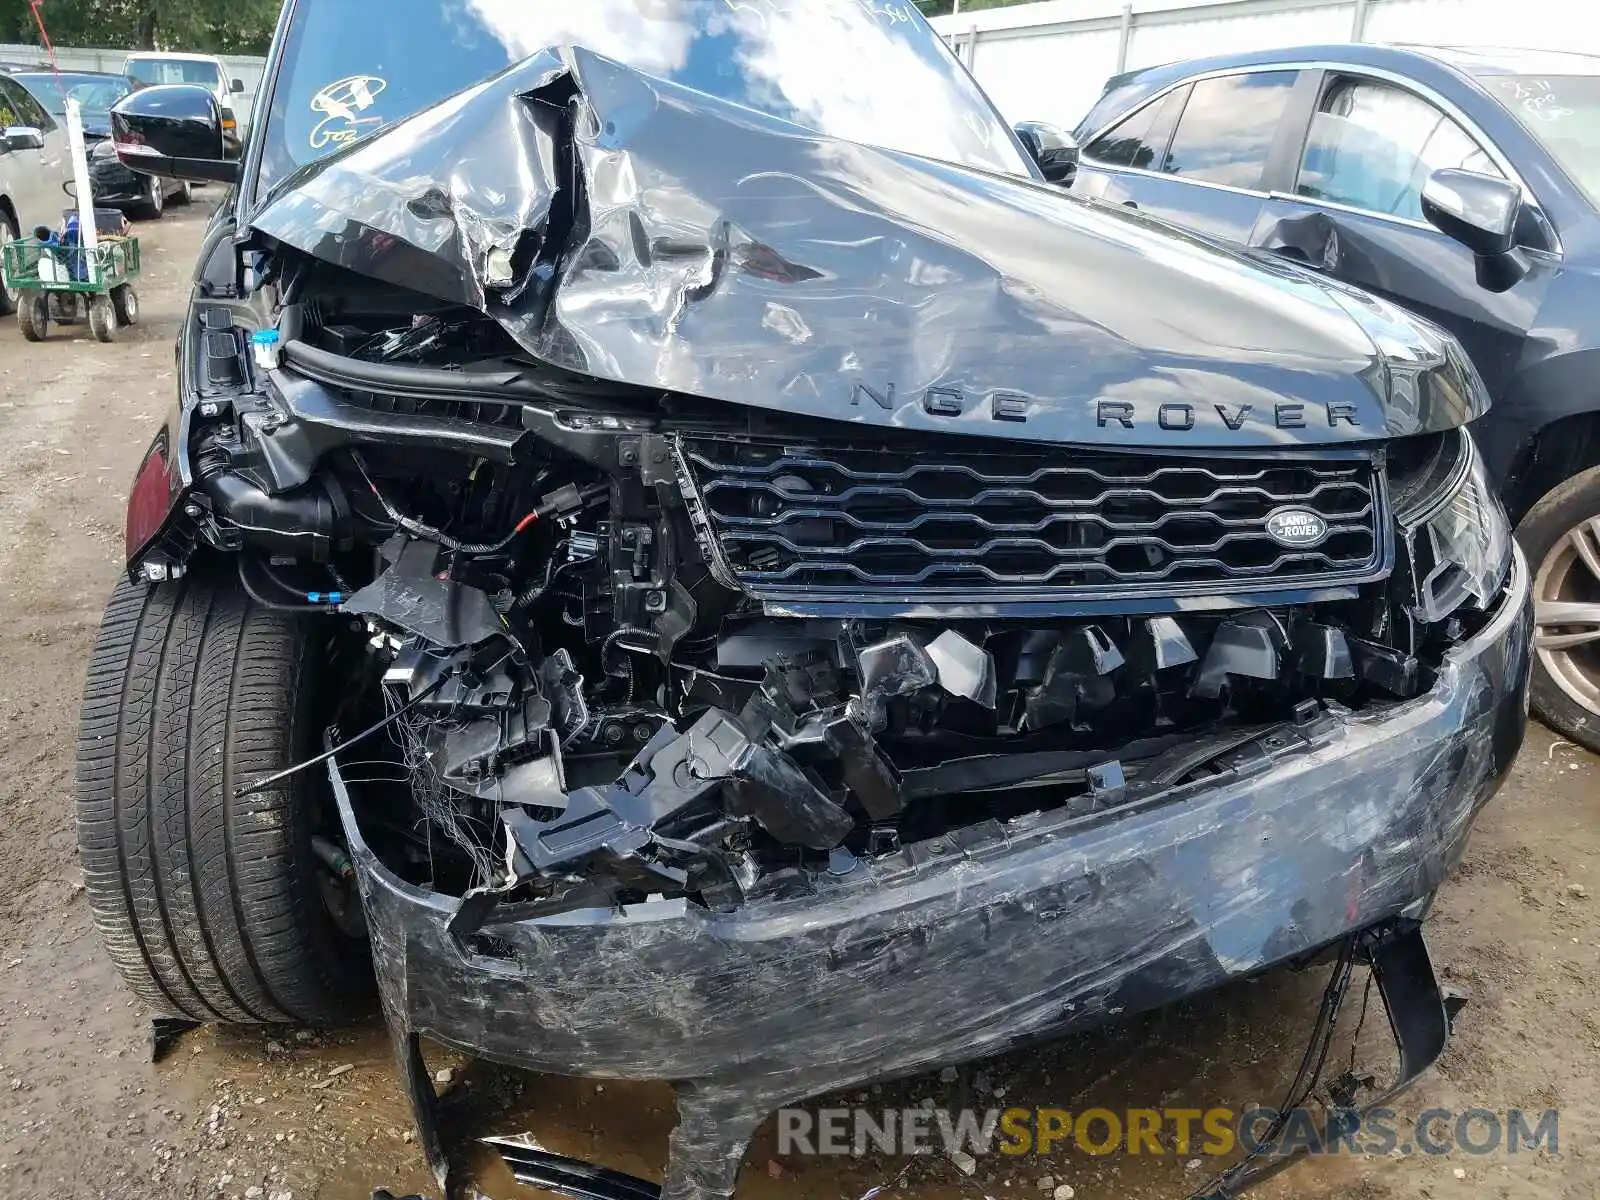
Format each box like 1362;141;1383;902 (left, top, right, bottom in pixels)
0;70;70;316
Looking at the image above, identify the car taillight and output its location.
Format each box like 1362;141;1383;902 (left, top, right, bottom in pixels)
125;428;176;560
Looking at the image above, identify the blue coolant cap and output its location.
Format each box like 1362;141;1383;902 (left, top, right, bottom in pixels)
251;329;280;346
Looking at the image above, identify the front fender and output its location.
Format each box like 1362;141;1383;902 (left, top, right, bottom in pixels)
124;210;245;579
1477;344;1600;521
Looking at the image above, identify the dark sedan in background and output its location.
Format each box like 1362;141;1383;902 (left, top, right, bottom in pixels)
1065;44;1600;752
8;69;191;219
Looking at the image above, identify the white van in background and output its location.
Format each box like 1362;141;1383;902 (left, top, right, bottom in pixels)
122;52;247;133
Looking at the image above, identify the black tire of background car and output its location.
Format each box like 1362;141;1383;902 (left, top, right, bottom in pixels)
0;207;18;317
171;181;193;206
111;283;139;326
133;175;164;221
75;574;374;1024
16;290;47;341
1518;464;1600;754
88;294;118;342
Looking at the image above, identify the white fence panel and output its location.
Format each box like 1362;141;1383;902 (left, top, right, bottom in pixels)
971;27;1125;129
1363;0;1593;50
1126;5;1353;74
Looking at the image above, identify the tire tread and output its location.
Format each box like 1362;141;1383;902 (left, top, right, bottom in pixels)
75;574;370;1025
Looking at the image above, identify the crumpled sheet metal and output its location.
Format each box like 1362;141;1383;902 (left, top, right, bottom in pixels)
250;46;1488;450
252;50;571;311
332;555;1530;1200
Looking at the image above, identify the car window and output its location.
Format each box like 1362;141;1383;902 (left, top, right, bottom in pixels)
14;73;132;117
256;0;1032;196
0;76;53;132
1296;79;1501;221
1482;75;1600;209
1162;71;1297;189
0;80;20;131
1085;86;1187;170
127;58;223;90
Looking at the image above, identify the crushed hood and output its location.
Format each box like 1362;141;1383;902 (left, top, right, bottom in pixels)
250;46;1489;449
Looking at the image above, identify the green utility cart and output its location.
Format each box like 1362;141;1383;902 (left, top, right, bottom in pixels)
1;236;142;343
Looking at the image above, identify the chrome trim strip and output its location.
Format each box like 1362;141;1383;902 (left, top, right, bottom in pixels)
1264;190;1438;233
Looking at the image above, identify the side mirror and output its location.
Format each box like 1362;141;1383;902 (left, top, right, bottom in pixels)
109;83;239;185
1421;168;1528;292
230;78;246;95
1015;121;1080;186
3;126;45;152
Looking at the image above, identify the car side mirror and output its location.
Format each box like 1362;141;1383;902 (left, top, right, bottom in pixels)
1014;121;1079;186
3;126;45;152
110;83;239;185
230;77;246;95
1421;168;1529;292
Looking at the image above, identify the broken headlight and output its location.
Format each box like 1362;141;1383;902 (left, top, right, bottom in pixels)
1396;429;1511;624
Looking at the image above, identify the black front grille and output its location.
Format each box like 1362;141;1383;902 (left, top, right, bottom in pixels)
678;437;1387;611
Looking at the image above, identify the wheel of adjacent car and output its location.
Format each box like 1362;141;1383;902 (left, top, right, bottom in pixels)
87;294;118;341
133;174;165;221
1520;464;1600;753
75;573;373;1024
171;180;193;206
111;283;139;326
16;290;47;341
0;208;19;316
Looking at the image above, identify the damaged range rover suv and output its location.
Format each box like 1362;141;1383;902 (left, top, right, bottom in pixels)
82;2;1531;1197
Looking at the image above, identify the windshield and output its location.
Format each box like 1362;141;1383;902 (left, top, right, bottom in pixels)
11;71;131;116
127;57;223;89
256;0;1029;193
1483;73;1600;207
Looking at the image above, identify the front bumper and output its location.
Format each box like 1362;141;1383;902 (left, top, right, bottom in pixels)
337;551;1531;1197
90;161;151;207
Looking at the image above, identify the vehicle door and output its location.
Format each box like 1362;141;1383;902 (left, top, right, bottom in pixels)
0;75;66;231
1074;69;1304;242
1248;70;1556;402
0;77;43;232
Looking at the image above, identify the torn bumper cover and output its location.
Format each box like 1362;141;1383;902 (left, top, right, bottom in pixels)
335;552;1529;1200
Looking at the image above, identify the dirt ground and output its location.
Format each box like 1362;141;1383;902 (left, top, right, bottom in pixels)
0;206;1594;1200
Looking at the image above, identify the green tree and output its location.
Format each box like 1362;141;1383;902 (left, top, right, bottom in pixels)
0;0;279;53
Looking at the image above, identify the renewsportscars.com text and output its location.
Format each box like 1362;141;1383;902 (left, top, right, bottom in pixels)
776;1106;1559;1160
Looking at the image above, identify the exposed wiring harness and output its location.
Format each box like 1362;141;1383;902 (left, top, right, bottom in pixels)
238;556;342;613
350;451;605;557
234;648;514;798
514;539;571;609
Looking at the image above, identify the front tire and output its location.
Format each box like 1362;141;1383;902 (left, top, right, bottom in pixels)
75;574;372;1024
0;208;19;316
132;174;164;221
1520;465;1600;753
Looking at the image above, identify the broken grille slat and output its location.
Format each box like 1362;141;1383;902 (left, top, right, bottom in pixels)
678;437;1388;608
